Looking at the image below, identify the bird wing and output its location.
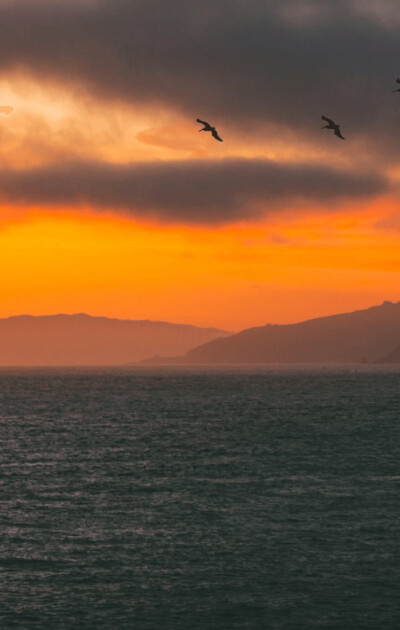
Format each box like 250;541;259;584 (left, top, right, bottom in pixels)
396;78;400;84
334;127;345;140
211;128;223;142
197;118;211;129
321;115;335;125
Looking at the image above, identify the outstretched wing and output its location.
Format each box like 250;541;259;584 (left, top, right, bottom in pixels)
197;118;210;128
211;128;223;142
334;127;345;140
321;115;335;125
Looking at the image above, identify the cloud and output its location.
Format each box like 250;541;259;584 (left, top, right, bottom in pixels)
0;0;398;155
374;212;400;231
0;106;13;115
0;158;387;224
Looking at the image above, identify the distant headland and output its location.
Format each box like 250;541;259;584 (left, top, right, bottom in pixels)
0;314;229;366
141;300;400;365
1;302;400;366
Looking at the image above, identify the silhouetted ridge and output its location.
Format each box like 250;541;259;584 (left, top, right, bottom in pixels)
0;314;229;365
378;343;400;363
179;301;400;364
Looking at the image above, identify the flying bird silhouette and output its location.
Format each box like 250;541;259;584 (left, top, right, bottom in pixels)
196;118;223;142
393;78;400;93
321;115;345;140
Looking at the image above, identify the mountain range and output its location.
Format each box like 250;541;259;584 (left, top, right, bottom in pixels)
143;301;400;365
379;344;400;364
0;314;228;365
2;302;400;366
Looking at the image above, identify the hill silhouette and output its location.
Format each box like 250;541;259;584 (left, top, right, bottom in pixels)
378;344;400;363
149;301;400;365
0;314;228;365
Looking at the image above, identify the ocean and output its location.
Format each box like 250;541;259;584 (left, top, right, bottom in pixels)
0;366;399;629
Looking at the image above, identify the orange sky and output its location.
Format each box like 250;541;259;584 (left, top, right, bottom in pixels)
1;78;399;331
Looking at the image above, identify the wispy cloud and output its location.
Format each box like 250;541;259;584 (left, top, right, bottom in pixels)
0;106;13;115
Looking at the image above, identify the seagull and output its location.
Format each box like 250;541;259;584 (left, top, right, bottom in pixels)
321;115;345;140
393;78;400;93
196;118;223;142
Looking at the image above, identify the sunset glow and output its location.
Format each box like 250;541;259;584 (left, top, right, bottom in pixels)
0;203;398;331
0;1;399;331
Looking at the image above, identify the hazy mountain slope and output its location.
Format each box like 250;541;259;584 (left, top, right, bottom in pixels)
378;344;400;363
0;314;229;365
183;301;400;364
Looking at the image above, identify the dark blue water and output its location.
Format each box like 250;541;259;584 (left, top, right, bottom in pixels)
0;367;399;629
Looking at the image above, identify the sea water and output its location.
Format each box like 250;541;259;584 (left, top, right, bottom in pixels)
0;366;399;629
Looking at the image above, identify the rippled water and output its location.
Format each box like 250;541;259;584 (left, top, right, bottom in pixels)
0;366;399;629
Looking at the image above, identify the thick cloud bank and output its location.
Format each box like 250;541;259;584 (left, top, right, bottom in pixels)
0;0;398;225
0;159;387;223
0;0;399;143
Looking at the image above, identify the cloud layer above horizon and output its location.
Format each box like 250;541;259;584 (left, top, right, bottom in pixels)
0;0;400;225
0;159;387;223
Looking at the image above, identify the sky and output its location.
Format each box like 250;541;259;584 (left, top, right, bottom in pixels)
0;0;399;331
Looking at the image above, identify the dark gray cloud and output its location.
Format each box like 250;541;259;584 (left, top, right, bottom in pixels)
0;0;399;157
0;159;388;224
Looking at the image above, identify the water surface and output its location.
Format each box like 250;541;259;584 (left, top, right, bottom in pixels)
0;367;399;629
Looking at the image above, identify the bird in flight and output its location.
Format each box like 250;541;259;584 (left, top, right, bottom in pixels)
321;115;345;140
197;118;223;142
393;78;400;93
